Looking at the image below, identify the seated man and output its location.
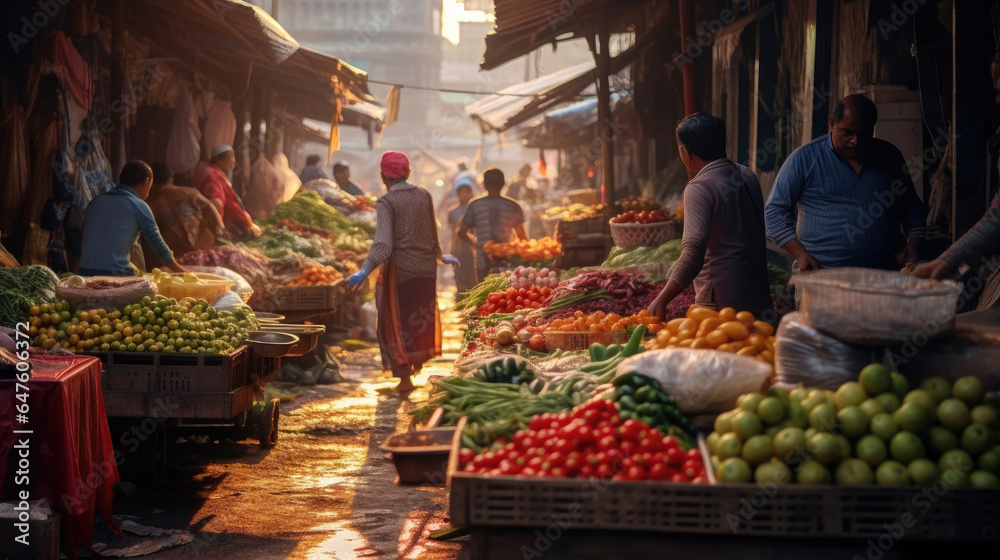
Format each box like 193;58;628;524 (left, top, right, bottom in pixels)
198;144;261;240
143;162;223;267
333;161;365;197
299;154;328;183
79;160;186;276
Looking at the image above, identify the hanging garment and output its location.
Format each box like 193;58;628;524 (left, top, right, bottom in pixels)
272;153;301;202
244;155;285;219
0;102;29;234
166;85;201;175
201;101;236;160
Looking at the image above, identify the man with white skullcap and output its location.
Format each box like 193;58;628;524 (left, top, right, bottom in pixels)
197;144;261;239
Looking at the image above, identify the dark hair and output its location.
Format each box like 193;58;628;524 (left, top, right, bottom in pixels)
333;161;350;173
151;162;173;185
305;154;320;166
119;160;152;187
832;94;878;125
675;112;727;161
456;183;473;194
483;167;505;189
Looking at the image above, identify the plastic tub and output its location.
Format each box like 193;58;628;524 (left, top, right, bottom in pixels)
381;428;457;485
792;268;963;345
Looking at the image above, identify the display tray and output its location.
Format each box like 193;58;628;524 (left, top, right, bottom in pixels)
91;345;250;393
447;429;1000;540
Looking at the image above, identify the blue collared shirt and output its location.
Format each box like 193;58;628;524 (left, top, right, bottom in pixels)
764;134;926;269
78;185;173;276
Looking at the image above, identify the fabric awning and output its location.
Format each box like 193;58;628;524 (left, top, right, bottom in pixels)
518;90;632;149
465;61;594;132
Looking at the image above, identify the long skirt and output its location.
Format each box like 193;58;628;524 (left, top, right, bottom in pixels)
376;261;441;377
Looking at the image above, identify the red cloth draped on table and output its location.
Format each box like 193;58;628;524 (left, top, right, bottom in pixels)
376;261;441;377
0;354;121;559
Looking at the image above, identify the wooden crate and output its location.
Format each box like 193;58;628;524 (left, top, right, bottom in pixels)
102;385;256;418
0;513;59;560
93;345;249;393
268;281;344;312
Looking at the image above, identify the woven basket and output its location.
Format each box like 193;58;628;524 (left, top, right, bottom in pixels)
154;273;233;302
543;330;626;352
609;219;680;247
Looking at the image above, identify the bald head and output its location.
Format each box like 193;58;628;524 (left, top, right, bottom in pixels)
829;94;877;160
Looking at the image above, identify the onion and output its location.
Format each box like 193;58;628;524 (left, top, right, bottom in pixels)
548;271;558;278
538;268;549;277
549;278;559;288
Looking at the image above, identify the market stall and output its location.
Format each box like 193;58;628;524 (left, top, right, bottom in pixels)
390;225;1000;557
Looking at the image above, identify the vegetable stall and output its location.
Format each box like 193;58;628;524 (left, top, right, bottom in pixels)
397;205;1000;558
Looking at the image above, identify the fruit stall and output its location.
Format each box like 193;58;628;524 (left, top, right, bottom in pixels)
393;229;1000;558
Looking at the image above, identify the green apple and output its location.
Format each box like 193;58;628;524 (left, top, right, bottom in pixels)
961;423;996;455
767;385;791;406
714;410;735;434
836;458;875;485
855;435;888;467
837;406;869;438
919;377;951;403
808;432;841;465
951;376;985;407
717;432;743;460
835;382;868;410
978;447;1000;474
717;457;752;483
801;390;828;412
876;392;902;413
941;467;971;487
789;384;810;403
773;427;807;462
732;410;764;441
893;402;933;434
765;425;783;438
870;413;899;442
755;461;793;484
757;397;786;425
970;470;1000;488
796;460;831;484
926;426;960;455
970;405;998;431
834;435;853;462
936;399;971;431
784;402;809;429
859;398;887;419
875;460;911;486
858;364;891;395
706;432;721;456
739;392;765;413
742;434;774;466
890;372;910;397
908;459;939;486
809;403;837;432
889;431;926;463
938;448;974;474
902;389;936;410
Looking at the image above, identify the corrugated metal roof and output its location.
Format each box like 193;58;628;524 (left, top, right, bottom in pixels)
481;0;651;70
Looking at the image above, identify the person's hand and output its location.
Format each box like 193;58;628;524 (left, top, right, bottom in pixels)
346;271;368;289
249;223;263;238
647;292;668;321
914;259;954;280
442;255;459;267
793;250;820;272
903;238;923;269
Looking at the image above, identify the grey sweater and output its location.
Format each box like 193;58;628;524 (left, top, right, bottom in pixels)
668;159;773;319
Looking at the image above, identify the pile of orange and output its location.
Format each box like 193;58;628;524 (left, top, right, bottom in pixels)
647;306;776;365
546;309;663;333
483;237;561;262
287;265;343;286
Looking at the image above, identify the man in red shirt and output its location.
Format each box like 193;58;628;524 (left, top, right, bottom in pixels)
197;144;261;239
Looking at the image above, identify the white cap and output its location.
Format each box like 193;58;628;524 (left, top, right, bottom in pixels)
211;144;233;159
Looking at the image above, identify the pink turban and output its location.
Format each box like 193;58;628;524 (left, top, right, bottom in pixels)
380;151;411;179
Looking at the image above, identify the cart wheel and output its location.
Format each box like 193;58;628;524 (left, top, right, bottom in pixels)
258;398;280;448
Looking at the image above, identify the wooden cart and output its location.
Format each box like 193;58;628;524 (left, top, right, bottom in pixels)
95;346;282;482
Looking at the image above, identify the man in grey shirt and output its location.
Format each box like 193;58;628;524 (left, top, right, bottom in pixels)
648;113;773;321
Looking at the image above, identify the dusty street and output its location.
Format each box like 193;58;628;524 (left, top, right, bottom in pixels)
102;299;469;560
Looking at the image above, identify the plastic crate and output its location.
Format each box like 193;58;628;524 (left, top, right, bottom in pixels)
266;281;343;312
93;345;249;392
543;330;626;352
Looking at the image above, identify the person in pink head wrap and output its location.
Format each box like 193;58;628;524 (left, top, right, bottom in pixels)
346;151;459;392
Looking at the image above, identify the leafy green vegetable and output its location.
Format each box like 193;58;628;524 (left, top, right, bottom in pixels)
0;265;58;328
266;191;357;235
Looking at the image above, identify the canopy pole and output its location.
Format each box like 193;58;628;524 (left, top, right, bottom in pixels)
594;24;615;211
678;0;697;116
109;0;125;173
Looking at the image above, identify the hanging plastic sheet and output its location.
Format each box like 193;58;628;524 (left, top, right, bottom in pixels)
165;85;201;175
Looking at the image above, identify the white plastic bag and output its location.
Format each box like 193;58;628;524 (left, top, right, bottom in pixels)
209;291;245;312
616;348;773;415
184;265;254;302
773;311;876;390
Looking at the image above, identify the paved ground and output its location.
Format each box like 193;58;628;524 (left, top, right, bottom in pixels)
100;297;469;560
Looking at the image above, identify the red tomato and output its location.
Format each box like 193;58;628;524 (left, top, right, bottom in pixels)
540;286;552;297
647;462;669;480
518;287;528;297
669;473;688;483
691;476;707;484
682;458;703;479
549;466;568;478
625;465;646;480
578;464;595;478
520;467;537;477
498;460;519;475
527;456;544;469
459;448;475;465
662;436;681;451
488;293;502;304
506;287;517;297
664;447;684;467
619;419;644;441
595;463;614;479
564;454;583;474
618;440;636;457
686;448;703;461
597;435;617;451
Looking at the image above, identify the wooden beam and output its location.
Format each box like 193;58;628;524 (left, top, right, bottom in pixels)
595;25;615;210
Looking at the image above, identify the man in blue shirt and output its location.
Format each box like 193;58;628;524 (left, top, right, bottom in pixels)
765;94;926;271
79;161;186;276
298;154;327;183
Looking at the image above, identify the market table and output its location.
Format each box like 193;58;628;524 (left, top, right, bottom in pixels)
0;354;121;559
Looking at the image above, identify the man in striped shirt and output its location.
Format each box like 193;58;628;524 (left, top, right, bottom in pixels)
458;168;528;282
765;94;926;271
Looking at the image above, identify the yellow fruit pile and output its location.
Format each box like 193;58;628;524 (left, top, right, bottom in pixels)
646;306;776;365
546;309;663;333
483;237;561;262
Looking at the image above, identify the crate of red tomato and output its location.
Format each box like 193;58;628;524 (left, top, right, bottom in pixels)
609;210;680;248
447;400;721;533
